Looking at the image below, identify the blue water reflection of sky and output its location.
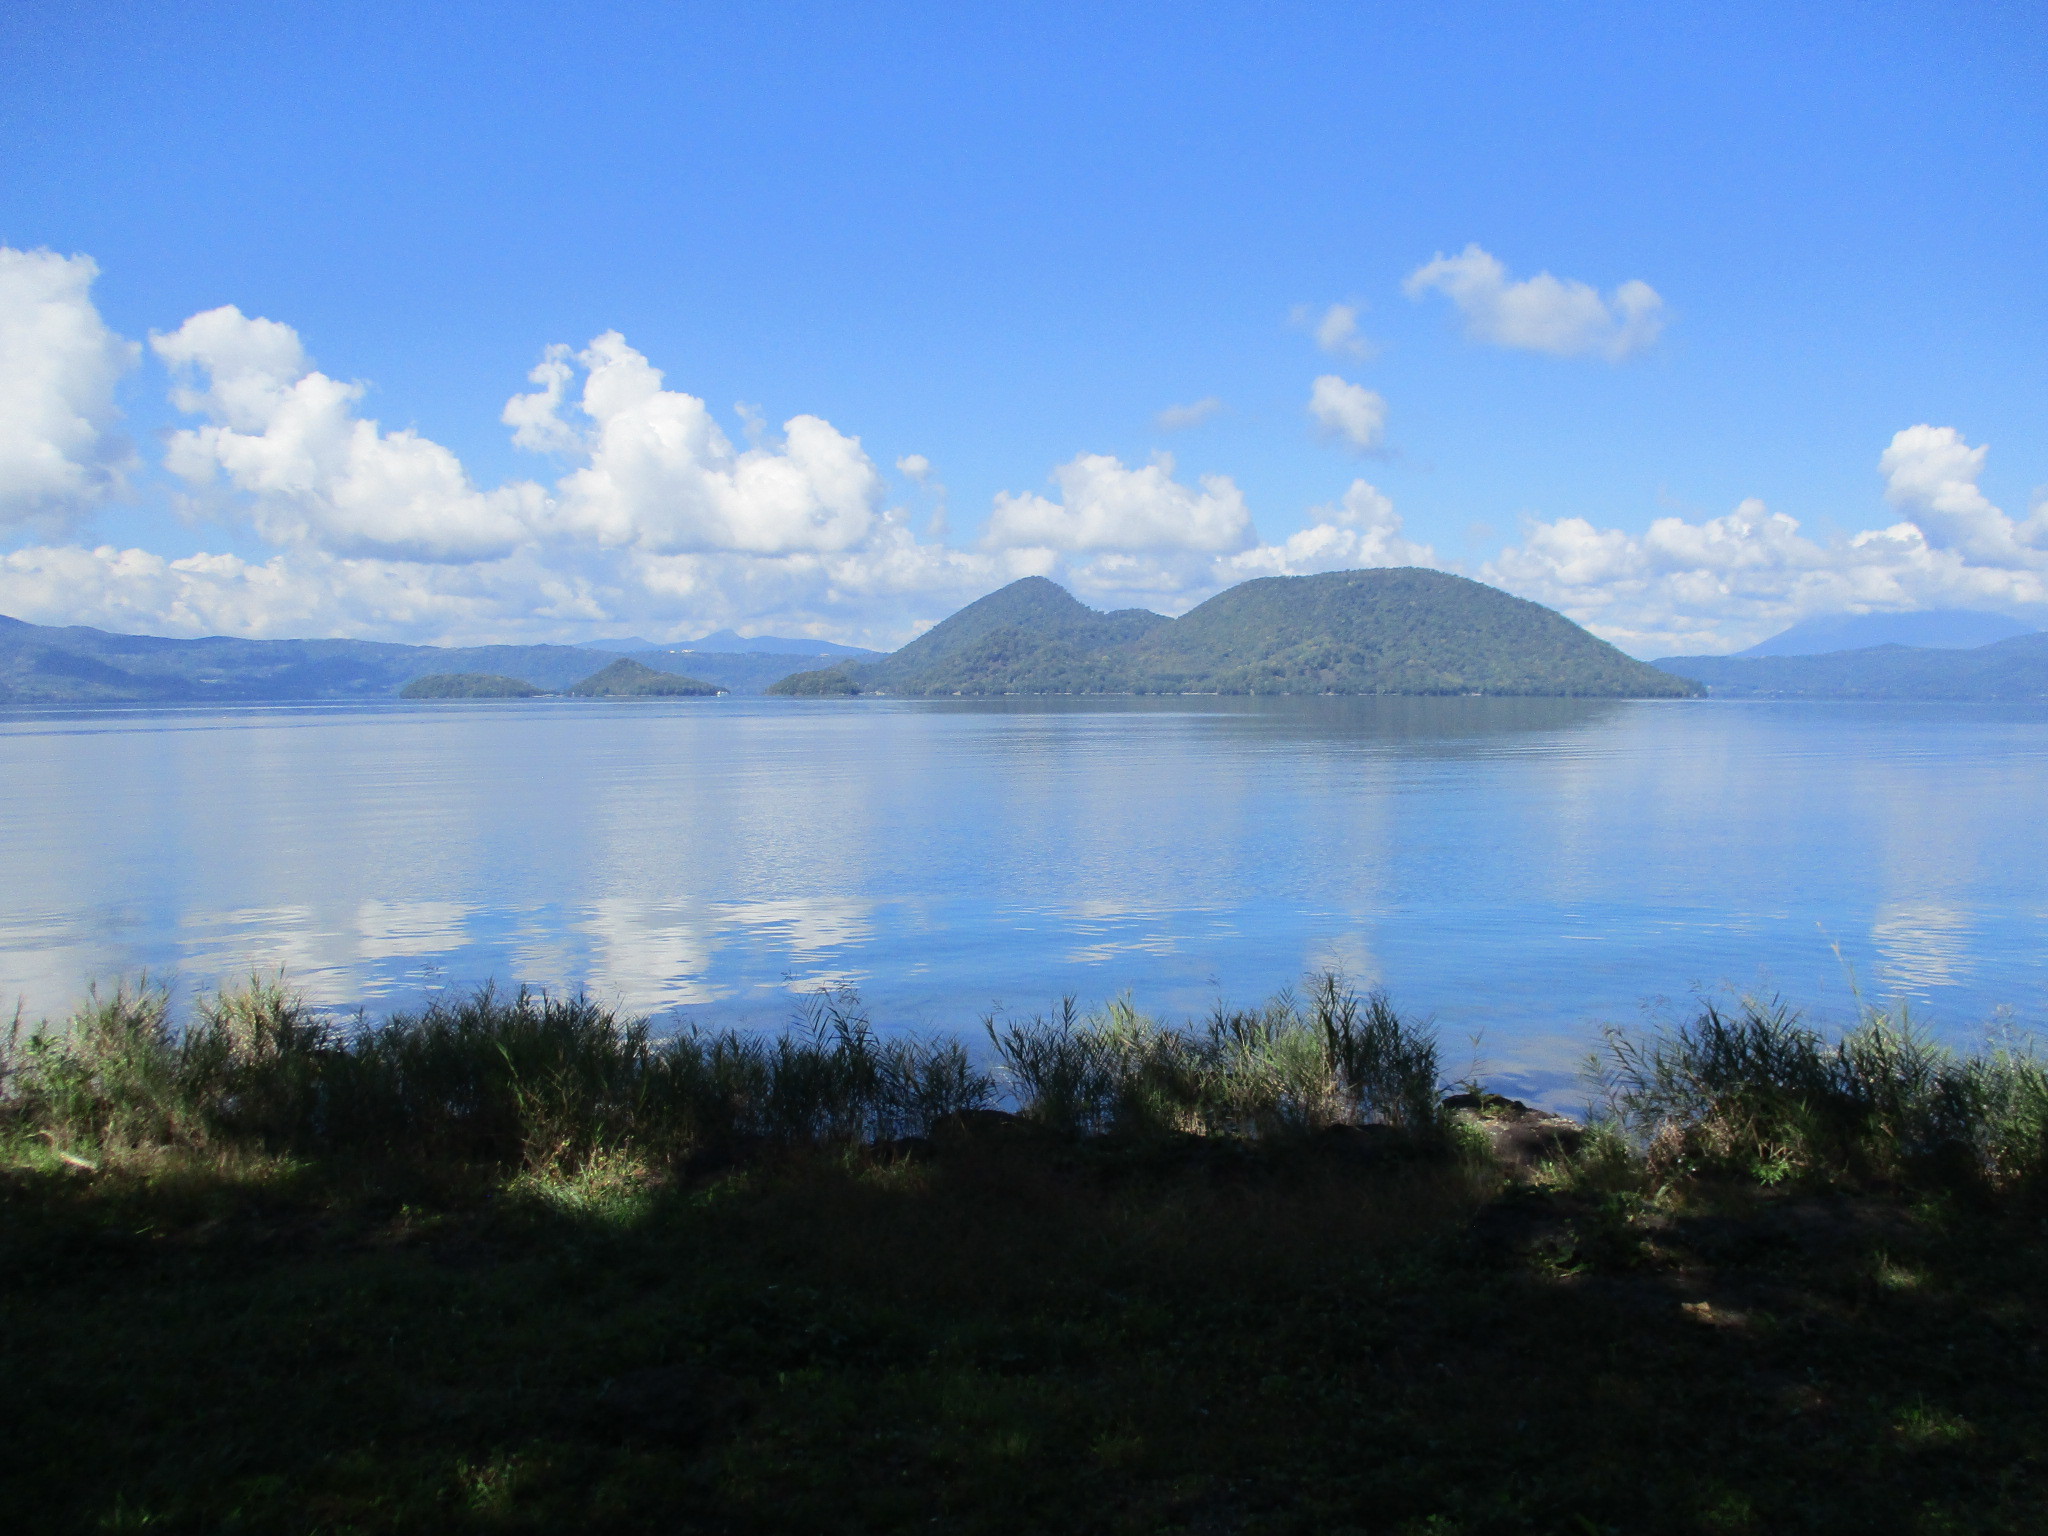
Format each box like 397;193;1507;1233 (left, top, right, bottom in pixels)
3;697;2044;1106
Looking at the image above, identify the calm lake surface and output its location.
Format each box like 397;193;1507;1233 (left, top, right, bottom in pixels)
5;696;2045;1102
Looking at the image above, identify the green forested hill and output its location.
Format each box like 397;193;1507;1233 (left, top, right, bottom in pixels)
772;569;1697;698
399;673;544;699
564;659;724;697
1127;568;1690;695
775;576;1167;696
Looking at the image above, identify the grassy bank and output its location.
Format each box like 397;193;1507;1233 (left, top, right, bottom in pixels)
4;978;2046;1533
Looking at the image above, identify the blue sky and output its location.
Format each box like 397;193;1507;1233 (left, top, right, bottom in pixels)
1;0;2043;654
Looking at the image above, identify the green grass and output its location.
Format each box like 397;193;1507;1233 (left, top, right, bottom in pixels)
1;976;1445;1174
1594;997;2048;1191
3;979;2046;1534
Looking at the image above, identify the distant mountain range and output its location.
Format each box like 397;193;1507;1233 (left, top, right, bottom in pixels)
1657;629;2048;700
771;570;1700;698
63;583;2041;708
577;630;882;658
1732;609;2036;657
0;614;839;703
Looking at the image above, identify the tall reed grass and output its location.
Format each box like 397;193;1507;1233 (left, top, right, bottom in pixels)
984;975;1443;1141
0;972;1443;1171
1594;997;2048;1190
9;972;2046;1196
0;978;999;1171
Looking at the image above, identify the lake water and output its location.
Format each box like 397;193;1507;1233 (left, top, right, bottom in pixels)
4;696;2045;1104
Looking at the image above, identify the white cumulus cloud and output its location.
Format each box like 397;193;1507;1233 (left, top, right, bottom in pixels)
154;306;544;563
501;344;582;453
975;455;1438;611
1482;427;2047;656
1307;375;1387;451
0;534;1035;651
509;331;885;556
1879;423;2048;563
1403;244;1665;360
0;259;1471;648
0;247;139;529
1215;480;1435;581
984;452;1253;555
0;542;565;642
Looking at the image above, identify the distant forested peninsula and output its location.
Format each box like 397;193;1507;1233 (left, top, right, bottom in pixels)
1656;631;2048;700
398;673;545;700
563;659;722;697
772;570;1700;699
0;615;847;704
397;660;724;700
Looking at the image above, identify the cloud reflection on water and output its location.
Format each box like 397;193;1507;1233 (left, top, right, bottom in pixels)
0;697;2043;1098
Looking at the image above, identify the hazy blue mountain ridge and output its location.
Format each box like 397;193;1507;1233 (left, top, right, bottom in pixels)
577;630;881;658
679;630;882;657
773;570;1699;698
1657;630;2048;699
0;614;780;703
618;650;854;695
1734;609;2036;657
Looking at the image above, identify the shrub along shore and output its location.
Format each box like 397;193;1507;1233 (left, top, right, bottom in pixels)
5;975;2046;1533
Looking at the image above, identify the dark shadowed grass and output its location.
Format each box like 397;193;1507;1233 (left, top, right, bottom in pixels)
4;977;2047;1533
5;1116;2046;1534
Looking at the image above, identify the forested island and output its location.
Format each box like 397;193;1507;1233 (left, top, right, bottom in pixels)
397;672;544;699
397;661;724;699
773;569;1700;698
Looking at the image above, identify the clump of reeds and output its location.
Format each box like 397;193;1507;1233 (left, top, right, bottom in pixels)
986;973;1446;1143
1;974;336;1154
5;979;192;1150
647;987;995;1154
0;975;997;1174
320;985;653;1168
1595;997;2048;1191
